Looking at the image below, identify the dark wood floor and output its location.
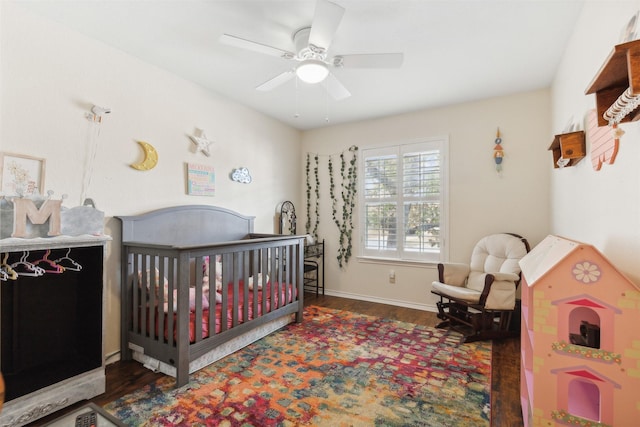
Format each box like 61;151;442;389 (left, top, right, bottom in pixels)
31;294;523;426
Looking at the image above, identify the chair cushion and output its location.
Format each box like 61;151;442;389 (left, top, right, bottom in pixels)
470;234;528;277
432;281;481;303
466;271;488;292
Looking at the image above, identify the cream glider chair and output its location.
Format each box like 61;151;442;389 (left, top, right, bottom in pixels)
431;233;530;342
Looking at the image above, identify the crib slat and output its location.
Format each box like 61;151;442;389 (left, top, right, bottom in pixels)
261;248;269;315
167;256;175;348
288;244;293;305
231;253;239;328
208;252;218;337
251;249;259;317
270;247;277;312
157;255;165;346
140;255;148;337
193;255;204;342
149;255;157;341
242;251;249;323
131;253;140;338
220;253;229;333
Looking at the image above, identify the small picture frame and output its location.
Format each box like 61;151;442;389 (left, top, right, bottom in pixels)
0;152;46;197
186;162;215;197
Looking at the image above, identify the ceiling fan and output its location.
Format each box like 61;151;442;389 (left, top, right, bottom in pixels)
219;0;403;100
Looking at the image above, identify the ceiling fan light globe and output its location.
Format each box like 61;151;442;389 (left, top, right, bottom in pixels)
296;60;329;84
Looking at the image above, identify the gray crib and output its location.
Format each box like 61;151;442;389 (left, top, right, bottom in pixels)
118;205;305;387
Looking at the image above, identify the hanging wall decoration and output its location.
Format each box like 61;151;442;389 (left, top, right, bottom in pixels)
81;105;109;205
186;163;215;196
189;128;214;157
328;145;358;268
493;128;504;173
230;167;252;184
305;153;320;243
586;109;620;171
305;146;358;268
130;141;158;171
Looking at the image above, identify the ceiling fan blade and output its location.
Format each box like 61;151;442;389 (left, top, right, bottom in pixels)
256;70;295;91
338;53;404;68
220;33;295;59
308;0;345;52
324;73;351;100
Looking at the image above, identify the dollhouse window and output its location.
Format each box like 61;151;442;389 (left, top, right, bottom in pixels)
568;378;600;422
568;307;600;349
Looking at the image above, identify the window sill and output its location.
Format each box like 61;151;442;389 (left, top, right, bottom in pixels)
356;256;438;268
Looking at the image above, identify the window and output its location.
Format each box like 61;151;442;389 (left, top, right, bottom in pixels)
360;138;447;263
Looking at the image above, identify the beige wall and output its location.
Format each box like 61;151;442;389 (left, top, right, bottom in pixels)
302;89;552;310
551;2;640;285
0;3;301;358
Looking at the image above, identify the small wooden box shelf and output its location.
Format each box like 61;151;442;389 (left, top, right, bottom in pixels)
548;131;586;168
586;39;640;126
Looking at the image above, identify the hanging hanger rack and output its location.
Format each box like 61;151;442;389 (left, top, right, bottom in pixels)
1;253;18;281
53;248;83;272
32;249;65;274
10;252;45;277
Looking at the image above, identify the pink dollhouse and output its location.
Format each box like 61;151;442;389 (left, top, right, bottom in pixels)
519;235;640;427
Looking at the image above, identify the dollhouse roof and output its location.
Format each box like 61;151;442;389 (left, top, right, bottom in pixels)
519;235;638;289
519;235;581;286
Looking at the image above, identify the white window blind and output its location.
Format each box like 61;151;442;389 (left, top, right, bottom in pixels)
360;138;447;262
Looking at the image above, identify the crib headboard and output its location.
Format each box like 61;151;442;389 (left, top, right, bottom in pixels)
117;205;255;246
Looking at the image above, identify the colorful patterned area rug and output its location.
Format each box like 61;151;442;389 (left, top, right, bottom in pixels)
104;306;491;426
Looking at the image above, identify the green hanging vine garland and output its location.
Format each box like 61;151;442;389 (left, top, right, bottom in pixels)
305;154;311;235
305;153;320;242
329;145;358;268
313;154;319;240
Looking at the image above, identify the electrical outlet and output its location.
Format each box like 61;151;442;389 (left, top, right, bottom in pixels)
389;270;395;284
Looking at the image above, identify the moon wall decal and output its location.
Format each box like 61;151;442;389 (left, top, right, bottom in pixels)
130;141;158;171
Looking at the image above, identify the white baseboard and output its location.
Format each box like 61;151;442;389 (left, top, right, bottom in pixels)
318;289;439;313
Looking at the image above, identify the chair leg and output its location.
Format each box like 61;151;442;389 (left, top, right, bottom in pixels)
462;311;519;343
435;299;477;335
434;296;521;342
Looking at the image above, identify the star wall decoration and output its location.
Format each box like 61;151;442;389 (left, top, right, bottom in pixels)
189;128;214;157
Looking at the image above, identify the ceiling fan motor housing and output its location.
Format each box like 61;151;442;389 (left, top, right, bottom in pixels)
293;27;325;60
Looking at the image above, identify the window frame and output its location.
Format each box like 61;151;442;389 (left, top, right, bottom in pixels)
358;137;449;264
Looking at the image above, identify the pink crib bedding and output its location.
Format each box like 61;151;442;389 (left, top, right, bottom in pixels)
140;280;297;343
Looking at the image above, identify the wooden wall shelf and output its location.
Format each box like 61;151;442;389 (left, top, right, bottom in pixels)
548;130;586;168
586;39;640;126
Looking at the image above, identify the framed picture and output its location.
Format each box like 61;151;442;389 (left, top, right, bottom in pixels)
186;162;215;196
0;152;46;197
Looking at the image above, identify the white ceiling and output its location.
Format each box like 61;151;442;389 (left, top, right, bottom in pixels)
14;0;585;130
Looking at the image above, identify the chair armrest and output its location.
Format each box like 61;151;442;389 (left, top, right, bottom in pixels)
488;272;520;282
480;274;518;310
437;262;470;287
